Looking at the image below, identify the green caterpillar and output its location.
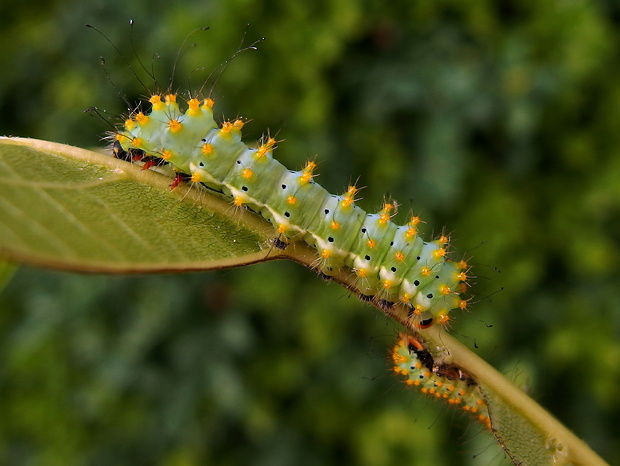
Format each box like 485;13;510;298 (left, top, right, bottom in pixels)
114;93;469;327
392;332;491;429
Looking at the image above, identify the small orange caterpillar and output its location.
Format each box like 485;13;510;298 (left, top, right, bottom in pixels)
392;332;491;429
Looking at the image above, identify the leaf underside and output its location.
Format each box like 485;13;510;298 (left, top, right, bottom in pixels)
0;137;283;273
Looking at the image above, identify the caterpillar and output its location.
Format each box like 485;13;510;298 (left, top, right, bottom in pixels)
391;332;491;429
112;93;469;327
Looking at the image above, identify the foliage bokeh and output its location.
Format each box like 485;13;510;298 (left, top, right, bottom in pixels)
1;0;619;464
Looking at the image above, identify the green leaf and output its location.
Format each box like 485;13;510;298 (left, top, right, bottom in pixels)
0;137;284;272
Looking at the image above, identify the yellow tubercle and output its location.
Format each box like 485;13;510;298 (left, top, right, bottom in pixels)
459;299;469;311
277;224;287;234
150;94;165;111
220;121;234;136
131;137;144;148
436;313;450;325
203;98;215;109
321;249;331;259
394;251;405;261
187;98;201;116
233;119;245;131
383;280;392;289
124;119;137;131
255;138;277;159
356;268;368;278
162;150;172;161
439;284;451;295
165;94;177;104
190;172;202;183
330;220;340;230
241;168;253;180
299;161;316;184
233;196;244;207
421;266;431;276
287;195;297;205
367;238;376;249
168;119;182;133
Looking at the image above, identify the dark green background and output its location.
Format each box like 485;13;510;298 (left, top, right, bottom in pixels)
1;1;619;464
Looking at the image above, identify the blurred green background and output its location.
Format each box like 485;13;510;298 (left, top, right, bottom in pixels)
1;0;620;464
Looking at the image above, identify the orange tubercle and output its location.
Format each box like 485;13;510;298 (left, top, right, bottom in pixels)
202;143;214;155
168;119;182;133
378;203;395;225
341;186;358;207
432;248;446;260
404;227;417;240
135;112;149;125
220;121;234;135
